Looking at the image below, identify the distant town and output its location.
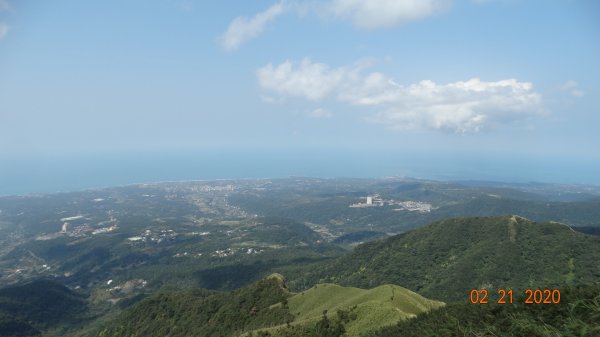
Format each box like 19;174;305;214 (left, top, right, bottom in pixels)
350;194;434;213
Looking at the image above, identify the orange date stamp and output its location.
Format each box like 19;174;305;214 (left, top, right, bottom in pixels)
469;289;561;304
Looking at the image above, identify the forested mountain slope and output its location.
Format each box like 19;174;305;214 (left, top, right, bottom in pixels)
286;216;600;302
0;279;88;337
366;285;600;337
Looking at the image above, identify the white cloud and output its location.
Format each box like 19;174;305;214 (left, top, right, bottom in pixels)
219;2;286;51
329;0;451;29
308;108;333;118
368;78;542;133
0;23;8;40
221;0;452;50
257;58;352;100
257;59;543;133
561;80;584;97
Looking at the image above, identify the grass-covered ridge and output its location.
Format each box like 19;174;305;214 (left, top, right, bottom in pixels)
272;283;442;337
95;275;443;337
287;215;600;301
290;283;441;320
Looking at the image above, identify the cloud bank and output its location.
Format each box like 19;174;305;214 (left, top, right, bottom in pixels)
257;59;543;133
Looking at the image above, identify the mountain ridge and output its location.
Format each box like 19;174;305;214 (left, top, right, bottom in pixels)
285;215;600;301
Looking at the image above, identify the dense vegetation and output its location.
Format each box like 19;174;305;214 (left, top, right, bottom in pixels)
3;216;600;336
285;216;600;301
95;275;293;337
0;279;87;337
96;276;443;337
243;217;322;245
2;179;600;337
366;285;600;337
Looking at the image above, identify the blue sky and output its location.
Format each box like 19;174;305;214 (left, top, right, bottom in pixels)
0;0;599;188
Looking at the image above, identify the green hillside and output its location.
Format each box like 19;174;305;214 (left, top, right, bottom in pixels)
95;275;293;337
287;216;600;302
95;274;443;337
0;279;88;337
366;284;600;337
256;283;443;337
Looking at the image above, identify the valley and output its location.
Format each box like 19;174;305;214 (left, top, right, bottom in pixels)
0;177;599;336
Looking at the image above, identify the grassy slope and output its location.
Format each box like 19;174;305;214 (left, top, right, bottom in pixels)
287;283;443;337
244;283;443;337
289;216;600;302
97;273;443;337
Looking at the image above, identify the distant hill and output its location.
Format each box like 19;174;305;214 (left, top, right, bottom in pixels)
230;190;600;235
0;279;87;337
287;216;600;302
245;217;323;245
366;284;600;337
431;196;600;228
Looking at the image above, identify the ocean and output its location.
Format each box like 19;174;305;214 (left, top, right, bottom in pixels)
1;150;598;196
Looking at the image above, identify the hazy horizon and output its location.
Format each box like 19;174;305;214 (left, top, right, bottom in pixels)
2;149;599;196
